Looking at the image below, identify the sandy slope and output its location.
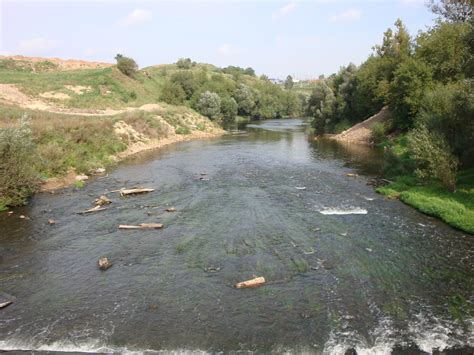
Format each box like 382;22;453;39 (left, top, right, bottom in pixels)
330;106;391;145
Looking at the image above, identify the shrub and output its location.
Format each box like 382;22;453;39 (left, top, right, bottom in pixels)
161;81;186;105
388;58;433;128
371;122;388;144
0;116;38;208
234;84;256;116
196;91;221;121
220;96;238;123
170;71;197;99
176;58;193;69
115;54;138;77
407;124;458;191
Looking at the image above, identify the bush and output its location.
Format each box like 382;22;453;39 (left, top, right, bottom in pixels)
196;91;221;121
371;122;388;144
220;96;238;123
115;54;138;77
407;124;458;191
170;71;197;99
234;84;256;116
388;58;433;128
161;81;186;105
176;58;193;69
0;116;38;208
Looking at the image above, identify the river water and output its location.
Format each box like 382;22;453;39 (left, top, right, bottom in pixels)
0;119;473;354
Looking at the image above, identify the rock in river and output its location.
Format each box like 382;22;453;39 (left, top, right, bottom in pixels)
98;256;113;271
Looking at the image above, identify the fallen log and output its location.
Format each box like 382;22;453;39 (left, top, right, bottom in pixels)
235;276;266;289
165;207;177;212
77;205;108;214
0;292;15;309
119;188;154;196
119;223;163;230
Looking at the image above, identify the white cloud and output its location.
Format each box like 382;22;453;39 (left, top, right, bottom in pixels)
330;8;362;23
118;9;152;27
218;43;238;56
17;37;59;54
272;2;296;20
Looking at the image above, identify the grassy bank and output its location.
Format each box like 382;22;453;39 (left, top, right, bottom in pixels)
377;170;474;234
0;103;222;210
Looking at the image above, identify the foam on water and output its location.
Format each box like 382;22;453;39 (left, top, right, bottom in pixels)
319;207;368;215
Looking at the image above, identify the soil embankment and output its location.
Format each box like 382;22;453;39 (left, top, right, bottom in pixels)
330;106;391;145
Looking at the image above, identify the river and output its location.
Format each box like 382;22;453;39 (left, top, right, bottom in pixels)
0;119;472;354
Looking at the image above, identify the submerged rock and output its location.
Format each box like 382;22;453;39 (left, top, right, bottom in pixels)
98;256;113;270
94;195;112;206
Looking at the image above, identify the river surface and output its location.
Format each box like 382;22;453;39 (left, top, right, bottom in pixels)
0;119;473;354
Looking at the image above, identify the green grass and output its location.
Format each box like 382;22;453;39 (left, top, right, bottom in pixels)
377;169;474;234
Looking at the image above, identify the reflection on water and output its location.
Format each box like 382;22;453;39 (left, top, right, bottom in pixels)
0;119;472;354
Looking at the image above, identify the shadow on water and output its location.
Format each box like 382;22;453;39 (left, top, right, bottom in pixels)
0;119;473;354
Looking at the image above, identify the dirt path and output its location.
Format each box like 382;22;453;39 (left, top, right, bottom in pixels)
0;84;161;116
330;106;391;145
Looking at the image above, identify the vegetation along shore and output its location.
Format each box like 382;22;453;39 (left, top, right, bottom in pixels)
1;0;473;234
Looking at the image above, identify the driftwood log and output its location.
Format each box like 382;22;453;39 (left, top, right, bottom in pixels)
119;223;163;230
235;276;266;289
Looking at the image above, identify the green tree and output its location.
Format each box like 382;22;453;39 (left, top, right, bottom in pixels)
388;58;433;128
176;58;193;69
115;54;138;77
220;96;238;122
0;116;38;208
197;91;222;121
408;124;459;191
234;84;257;116
416;21;469;82
161;81;186;105
284;75;294;90
170;71;198;99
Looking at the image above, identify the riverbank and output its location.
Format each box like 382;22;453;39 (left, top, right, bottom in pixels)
0;103;223;209
376;170;474;234
39;128;224;192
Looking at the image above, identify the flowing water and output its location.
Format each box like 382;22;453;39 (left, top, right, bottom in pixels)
0;119;473;354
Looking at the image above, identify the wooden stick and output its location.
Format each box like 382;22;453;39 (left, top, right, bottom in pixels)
119;223;163;230
77;205;108;214
235;276;266;289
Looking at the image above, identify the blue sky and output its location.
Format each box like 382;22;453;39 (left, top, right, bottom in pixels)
0;0;436;79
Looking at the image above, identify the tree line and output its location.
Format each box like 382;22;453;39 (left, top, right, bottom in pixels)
307;0;473;190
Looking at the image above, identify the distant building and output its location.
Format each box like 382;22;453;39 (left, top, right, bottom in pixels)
269;78;284;84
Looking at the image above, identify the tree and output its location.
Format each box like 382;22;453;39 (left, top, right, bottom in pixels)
170;71;197;99
244;67;256;76
388;58;433;128
0;116;38;207
176;58;193;69
428;0;473;22
197;91;222;121
161;81;186;105
115;54;138;77
284;75;294;90
416;21;470;82
408;124;458;191
234;84;257;116
220;96;238;122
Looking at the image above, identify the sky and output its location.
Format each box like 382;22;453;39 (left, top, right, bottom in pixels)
0;0;436;79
